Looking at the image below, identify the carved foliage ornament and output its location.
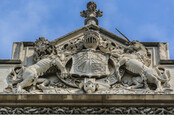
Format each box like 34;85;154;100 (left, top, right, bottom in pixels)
80;1;103;25
4;29;172;94
0;106;173;114
80;1;103;18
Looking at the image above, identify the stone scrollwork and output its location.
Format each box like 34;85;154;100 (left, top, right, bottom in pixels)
0;106;173;114
4;29;172;94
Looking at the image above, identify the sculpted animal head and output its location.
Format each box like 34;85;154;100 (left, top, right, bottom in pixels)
130;40;143;51
79;79;97;94
128;40;151;65
130;40;150;56
34;37;55;62
83;81;96;93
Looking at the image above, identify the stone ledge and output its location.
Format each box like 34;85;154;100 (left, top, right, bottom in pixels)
0;60;21;64
141;42;160;47
159;60;174;65
0;94;174;106
23;42;35;47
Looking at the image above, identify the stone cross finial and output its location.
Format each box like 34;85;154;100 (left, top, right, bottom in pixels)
80;1;103;25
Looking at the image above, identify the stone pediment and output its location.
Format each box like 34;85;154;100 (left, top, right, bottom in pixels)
52;24;129;47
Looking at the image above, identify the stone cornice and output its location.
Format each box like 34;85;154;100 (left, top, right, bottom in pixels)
159;60;174;65
0;59;21;64
0;94;174;106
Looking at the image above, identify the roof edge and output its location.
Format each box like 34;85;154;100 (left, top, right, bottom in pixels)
51;24;129;45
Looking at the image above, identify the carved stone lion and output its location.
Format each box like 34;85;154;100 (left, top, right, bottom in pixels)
16;56;68;93
115;41;170;91
5;38;68;93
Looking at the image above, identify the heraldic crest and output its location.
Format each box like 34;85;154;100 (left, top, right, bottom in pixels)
4;1;172;94
4;28;172;94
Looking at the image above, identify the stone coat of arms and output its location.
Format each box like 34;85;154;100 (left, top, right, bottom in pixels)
4;1;172;94
70;51;110;78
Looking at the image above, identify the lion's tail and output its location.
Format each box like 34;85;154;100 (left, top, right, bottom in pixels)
155;67;170;82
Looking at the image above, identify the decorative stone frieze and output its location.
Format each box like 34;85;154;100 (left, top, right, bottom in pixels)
0;106;173;114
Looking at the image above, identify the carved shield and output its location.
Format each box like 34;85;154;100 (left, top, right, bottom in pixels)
70;51;110;78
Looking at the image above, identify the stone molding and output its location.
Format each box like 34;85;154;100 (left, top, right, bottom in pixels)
0;60;21;64
0;94;174;106
160;60;174;65
0;94;174;114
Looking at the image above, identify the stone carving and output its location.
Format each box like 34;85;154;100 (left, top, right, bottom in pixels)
115;41;171;92
79;78;110;93
5;66;24;93
115;57;169;91
0;106;173;114
159;43;168;60
16;56;67;93
56;30;113;93
4;29;172;94
5;38;68;93
121;74;143;89
70;51;110;78
81;1;103;25
80;78;97;93
33;37;56;62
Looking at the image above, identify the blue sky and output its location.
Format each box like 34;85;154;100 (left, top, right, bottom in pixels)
0;0;174;59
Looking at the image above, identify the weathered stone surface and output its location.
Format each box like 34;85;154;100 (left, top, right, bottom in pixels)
81;1;103;25
0;1;174;114
0;94;174;114
0;106;173;114
0;67;13;92
0;94;174;106
3;30;173;94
